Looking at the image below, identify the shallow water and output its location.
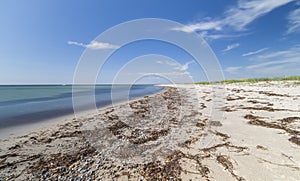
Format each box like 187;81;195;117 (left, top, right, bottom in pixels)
0;85;163;128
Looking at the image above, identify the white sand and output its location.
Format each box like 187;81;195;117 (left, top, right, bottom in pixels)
1;81;300;180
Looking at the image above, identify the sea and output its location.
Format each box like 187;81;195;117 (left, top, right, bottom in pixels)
0;85;163;130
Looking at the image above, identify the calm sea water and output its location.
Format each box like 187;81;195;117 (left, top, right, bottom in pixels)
0;85;163;128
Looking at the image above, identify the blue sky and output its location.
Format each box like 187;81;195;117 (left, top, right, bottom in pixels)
0;0;300;84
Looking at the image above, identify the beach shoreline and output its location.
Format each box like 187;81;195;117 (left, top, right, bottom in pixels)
0;86;165;139
1;81;300;180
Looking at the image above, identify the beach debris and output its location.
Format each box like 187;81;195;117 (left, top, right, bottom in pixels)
241;106;287;112
288;136;300;146
256;145;268;150
216;155;245;181
217;155;233;170
227;96;245;101
278;117;300;125
247;100;274;106
210;121;222;127
258;91;290;97
128;128;170;144
108;120;130;136
244;114;300;135
141;151;183;180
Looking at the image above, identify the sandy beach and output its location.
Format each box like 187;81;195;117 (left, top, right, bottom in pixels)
1;81;300;180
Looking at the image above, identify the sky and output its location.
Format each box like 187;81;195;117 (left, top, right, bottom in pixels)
0;0;300;84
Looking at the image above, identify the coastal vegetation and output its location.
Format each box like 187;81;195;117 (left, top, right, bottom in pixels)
195;76;300;85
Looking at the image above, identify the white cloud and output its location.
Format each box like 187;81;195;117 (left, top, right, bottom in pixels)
223;0;293;31
68;40;119;50
138;72;190;76
171;21;222;33
257;50;291;59
157;60;194;71
287;7;300;34
224;45;300;77
199;31;251;41
164;60;179;67
202;34;228;40
222;43;240;52
225;66;242;74
156;60;179;67
242;48;269;56
172;0;293;39
67;41;85;47
246;57;300;69
174;61;195;71
257;46;300;59
247;45;300;69
251;64;300;76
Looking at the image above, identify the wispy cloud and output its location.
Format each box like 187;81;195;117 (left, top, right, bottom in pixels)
257;45;300;59
246;57;300;69
157;60;194;71
171;21;222;33
225;45;300;77
223;0;293;31
242;48;268;56
68;40;120;50
247;45;300;69
172;0;293;39
199;31;251;41
174;61;194;71
222;43;240;52
287;7;300;34
156;60;178;67
257;50;291;59
137;71;190;76
225;66;242;74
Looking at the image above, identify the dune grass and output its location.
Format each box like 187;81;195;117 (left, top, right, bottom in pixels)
195;76;300;85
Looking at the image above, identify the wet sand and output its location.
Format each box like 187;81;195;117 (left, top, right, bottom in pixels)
0;81;299;180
